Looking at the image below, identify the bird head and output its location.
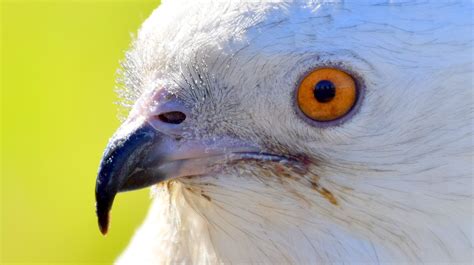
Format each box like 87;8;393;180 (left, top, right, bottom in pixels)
95;1;472;262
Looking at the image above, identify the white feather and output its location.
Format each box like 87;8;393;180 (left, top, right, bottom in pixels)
116;0;473;264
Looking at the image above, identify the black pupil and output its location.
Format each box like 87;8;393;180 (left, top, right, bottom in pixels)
313;80;336;103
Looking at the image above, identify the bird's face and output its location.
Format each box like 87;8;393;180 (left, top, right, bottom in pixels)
95;2;472;260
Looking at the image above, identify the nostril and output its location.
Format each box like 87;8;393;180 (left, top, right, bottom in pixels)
157;111;186;124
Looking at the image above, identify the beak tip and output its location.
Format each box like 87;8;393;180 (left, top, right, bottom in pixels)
98;212;110;235
100;228;108;236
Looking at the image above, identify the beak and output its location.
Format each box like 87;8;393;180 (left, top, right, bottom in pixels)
94;93;303;235
94;116;258;235
95;119;166;235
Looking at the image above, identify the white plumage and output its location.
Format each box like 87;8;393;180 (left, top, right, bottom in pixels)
99;1;473;264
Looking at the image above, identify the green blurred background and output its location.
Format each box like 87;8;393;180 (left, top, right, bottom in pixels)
1;0;159;263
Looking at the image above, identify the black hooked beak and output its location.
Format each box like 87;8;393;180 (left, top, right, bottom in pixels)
94;103;302;235
95;121;167;235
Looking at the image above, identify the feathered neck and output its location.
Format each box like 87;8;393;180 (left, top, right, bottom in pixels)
116;170;472;264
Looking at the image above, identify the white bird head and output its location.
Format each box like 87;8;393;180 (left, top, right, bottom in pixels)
95;1;473;263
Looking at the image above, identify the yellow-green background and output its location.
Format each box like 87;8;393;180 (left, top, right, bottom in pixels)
1;1;159;263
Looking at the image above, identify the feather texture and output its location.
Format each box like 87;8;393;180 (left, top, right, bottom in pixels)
115;1;473;264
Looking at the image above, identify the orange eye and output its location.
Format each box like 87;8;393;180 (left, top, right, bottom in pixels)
297;68;357;122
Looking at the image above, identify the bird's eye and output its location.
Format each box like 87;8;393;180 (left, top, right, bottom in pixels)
297;68;357;122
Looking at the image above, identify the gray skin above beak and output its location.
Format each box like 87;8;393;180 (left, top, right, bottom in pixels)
95;121;166;235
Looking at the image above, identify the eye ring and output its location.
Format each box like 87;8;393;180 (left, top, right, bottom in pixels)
296;67;359;124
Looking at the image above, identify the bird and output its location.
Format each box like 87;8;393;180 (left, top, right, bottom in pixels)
95;0;473;264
